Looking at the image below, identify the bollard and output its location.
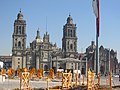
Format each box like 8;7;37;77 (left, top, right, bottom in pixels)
37;69;44;79
75;71;78;86
110;71;112;89
91;71;95;87
87;68;95;90
98;72;100;85
49;69;54;79
82;75;84;85
56;71;60;79
106;78;109;85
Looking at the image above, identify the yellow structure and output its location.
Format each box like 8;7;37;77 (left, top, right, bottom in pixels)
110;71;112;89
56;71;60;79
8;68;14;78
17;68;21;77
62;71;72;89
37;68;44;78
49;69;54;79
75;71;78;86
98;72;100;85
82;75;84;85
87;69;95;90
1;69;6;75
106;78;109;85
20;68;30;90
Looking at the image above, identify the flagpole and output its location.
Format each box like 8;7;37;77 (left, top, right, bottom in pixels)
96;23;99;75
92;0;100;75
95;0;100;76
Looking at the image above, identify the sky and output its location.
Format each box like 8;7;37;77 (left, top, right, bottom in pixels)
0;0;120;62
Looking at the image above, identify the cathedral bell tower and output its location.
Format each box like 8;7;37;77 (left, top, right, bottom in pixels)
12;10;27;70
62;14;78;58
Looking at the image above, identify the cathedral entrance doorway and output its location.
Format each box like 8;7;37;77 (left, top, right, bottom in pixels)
44;65;48;71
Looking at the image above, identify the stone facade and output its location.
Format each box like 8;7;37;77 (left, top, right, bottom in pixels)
12;11;78;71
0;55;12;69
62;14;78;58
99;46;119;75
86;41;96;72
12;10;27;70
84;41;119;75
11;11;119;74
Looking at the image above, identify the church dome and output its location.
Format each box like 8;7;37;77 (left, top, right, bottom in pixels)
35;30;43;43
17;10;23;20
67;14;73;24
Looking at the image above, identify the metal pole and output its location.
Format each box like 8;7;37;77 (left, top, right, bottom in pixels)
96;34;99;75
95;0;100;76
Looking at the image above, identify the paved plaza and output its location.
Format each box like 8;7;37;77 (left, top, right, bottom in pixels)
0;76;120;90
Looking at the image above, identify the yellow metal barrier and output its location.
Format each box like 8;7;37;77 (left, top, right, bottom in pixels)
62;70;72;89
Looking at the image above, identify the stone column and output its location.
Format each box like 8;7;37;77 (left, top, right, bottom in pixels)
78;63;80;70
80;60;82;74
50;56;52;69
104;60;106;74
22;56;26;68
76;63;78;70
73;63;75;81
56;57;58;72
22;55;23;68
36;56;39;70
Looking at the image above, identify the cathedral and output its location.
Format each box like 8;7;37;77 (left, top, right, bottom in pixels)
12;10;79;71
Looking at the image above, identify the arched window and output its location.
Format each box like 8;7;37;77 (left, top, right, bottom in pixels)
67;41;69;49
18;41;21;48
68;41;69;45
22;39;24;43
16;26;18;34
18;26;21;34
73;30;75;37
68;29;70;36
71;30;72;37
22;26;24;34
70;44;73;50
74;42;76;50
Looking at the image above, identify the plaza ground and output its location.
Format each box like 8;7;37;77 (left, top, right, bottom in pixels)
0;76;120;90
